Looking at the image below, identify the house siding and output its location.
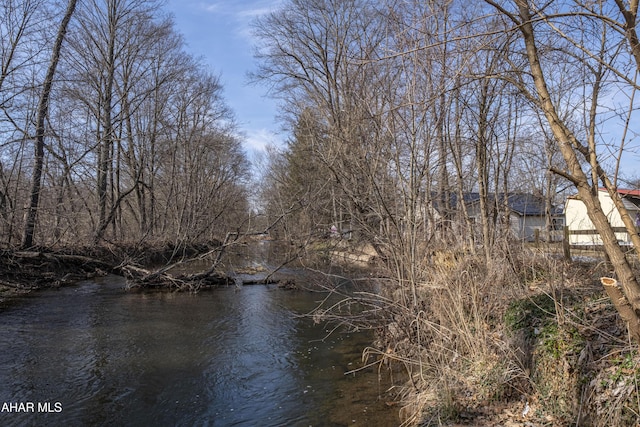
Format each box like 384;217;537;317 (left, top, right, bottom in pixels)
519;214;547;241
565;190;639;245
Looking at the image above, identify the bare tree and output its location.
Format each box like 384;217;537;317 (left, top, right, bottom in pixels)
0;0;49;244
21;0;77;248
251;0;390;242
484;0;640;339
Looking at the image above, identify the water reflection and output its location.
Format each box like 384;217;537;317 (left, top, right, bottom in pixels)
0;275;398;426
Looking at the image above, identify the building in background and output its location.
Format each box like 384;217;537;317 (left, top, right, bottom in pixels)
565;189;640;246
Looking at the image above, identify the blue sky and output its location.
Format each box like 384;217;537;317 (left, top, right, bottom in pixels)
163;0;284;156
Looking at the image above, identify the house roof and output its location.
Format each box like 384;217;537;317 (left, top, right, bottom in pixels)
615;189;640;210
433;192;561;216
594;188;640;199
505;193;555;216
594;188;640;209
616;188;640;197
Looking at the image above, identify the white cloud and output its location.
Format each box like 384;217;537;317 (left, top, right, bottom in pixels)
231;1;284;41
197;1;222;13
191;1;282;43
243;128;283;153
236;5;277;20
196;0;280;19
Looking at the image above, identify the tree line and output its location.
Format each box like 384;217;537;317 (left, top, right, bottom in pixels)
1;0;250;248
251;0;640;336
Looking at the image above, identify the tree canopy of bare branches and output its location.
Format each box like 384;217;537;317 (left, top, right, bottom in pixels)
253;0;640;336
0;0;251;248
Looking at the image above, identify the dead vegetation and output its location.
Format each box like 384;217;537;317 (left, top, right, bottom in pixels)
0;239;295;298
0;249;114;292
313;240;640;426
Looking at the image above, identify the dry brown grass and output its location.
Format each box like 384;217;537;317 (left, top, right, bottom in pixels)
302;234;640;425
350;239;640;426
385;244;530;425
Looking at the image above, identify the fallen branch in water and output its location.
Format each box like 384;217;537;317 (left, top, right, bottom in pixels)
121;215;302;291
120;261;298;291
119;263;233;291
0;242;298;293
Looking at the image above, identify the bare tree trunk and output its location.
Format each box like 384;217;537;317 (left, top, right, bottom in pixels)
511;0;640;325
476;79;493;263
447;88;476;250
543;133;556;240
21;0;77;249
614;0;640;69
602;277;640;342
94;0;118;243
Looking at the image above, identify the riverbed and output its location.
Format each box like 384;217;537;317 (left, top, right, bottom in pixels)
0;273;399;426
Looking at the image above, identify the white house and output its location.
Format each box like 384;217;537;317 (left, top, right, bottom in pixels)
565;188;640;246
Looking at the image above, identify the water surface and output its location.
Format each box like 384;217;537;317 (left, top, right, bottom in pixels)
0;274;398;426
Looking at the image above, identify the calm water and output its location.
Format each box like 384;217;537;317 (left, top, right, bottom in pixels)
0;274;399;426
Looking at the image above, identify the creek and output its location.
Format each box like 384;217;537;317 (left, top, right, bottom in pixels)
0;262;399;426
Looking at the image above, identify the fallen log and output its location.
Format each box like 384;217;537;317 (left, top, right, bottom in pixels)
11;251;111;268
1;238;295;292
120;261;298;290
120;262;233;291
